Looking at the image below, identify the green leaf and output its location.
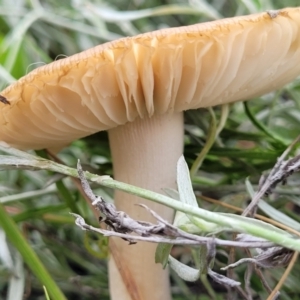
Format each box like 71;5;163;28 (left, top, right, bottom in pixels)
155;243;173;269
244;102;287;146
56;180;80;214
168;256;200;282
176;156;222;232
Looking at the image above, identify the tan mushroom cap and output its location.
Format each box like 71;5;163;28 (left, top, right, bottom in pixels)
1;7;300;150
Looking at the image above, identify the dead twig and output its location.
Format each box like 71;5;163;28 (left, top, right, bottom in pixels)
0;94;10;105
73;160;297;298
243;135;300;217
267;251;299;300
74;160;275;248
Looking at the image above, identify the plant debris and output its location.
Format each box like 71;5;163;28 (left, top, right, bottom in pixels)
243;135;300;217
0;95;10;105
73;160;274;248
72;158;298;298
222;247;294;270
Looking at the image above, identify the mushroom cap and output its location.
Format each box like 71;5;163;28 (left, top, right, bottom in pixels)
1;7;300;150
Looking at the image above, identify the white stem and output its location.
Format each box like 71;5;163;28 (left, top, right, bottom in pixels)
108;112;184;300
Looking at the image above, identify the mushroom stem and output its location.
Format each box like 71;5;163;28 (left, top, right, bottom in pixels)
108;112;184;300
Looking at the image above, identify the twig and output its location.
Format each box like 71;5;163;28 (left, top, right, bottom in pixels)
222;248;294;271
242;135;300;217
256;266;275;297
244;263;253;300
70;207;274;248
244;248;273;297
74;161;275;249
267;251;299;300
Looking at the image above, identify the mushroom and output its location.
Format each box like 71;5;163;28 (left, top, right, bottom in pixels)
1;7;300;300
